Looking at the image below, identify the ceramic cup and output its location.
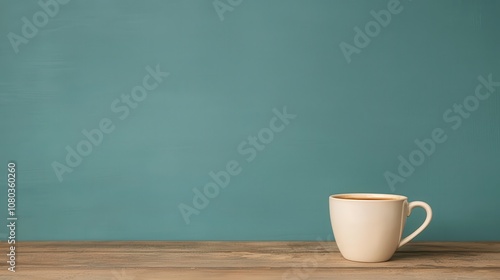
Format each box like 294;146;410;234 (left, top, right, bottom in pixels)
329;193;432;262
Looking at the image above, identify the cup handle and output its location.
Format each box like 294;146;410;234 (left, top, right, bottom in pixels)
398;201;432;248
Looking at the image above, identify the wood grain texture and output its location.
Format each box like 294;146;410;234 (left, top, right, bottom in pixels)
1;242;499;279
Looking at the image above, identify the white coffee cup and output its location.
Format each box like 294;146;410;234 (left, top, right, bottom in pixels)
329;193;432;262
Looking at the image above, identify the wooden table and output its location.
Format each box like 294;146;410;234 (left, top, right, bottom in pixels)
3;242;499;279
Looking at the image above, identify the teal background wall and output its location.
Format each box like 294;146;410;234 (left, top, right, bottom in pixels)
0;0;499;241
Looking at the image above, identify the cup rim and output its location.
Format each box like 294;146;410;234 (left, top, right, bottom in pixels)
330;193;407;201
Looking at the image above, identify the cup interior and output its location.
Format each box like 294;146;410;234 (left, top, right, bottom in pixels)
331;193;407;201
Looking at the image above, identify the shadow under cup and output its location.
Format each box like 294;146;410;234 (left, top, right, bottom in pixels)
329;193;432;262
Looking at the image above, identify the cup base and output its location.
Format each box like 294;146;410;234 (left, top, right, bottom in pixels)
340;254;392;263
